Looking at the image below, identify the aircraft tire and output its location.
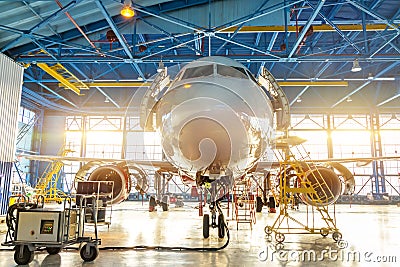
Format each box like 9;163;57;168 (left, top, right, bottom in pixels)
162;202;168;211
256;196;263;212
203;214;210;238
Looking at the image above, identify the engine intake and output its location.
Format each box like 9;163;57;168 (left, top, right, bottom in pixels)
75;162;149;205
88;165;131;205
300;166;342;206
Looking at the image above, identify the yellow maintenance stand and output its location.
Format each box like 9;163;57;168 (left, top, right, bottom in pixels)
264;137;343;246
34;146;73;203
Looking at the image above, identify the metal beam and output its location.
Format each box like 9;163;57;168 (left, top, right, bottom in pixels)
213;35;280;58
140;35;205;60
369;33;400;58
345;0;400;34
307;0;362;53
23;73;78;108
94;87;120;109
331;61;400;108
377;91;400;107
22;1;60;38
68;63;120;108
220;24;398;33
279;81;348;87
140;18;201;55
58;81;347;88
215;0;272;54
290;86;310;106
94;0;144;80
1;0;79;53
133;3;204;33
215;0;304;33
288;0;325;58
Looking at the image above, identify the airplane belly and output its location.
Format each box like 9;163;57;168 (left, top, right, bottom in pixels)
156;80;273;178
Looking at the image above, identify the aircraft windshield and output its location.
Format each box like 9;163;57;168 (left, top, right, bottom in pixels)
181;65;214;79
217;64;248;79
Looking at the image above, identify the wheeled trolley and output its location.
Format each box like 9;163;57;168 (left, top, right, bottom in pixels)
2;195;101;265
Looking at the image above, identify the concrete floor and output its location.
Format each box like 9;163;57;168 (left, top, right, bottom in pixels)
1;201;399;266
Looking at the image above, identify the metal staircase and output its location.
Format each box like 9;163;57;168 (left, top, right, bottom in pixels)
264;140;342;244
34;146;73;202
232;178;256;229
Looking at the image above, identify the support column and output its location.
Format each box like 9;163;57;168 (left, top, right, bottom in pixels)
369;112;386;196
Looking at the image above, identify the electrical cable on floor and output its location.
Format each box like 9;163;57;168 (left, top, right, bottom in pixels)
1;201;230;253
1;223;229;252
64;221;230;252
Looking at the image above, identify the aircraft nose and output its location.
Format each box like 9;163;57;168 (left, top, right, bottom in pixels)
179;117;231;170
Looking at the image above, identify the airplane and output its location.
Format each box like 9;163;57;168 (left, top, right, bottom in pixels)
19;56;400;239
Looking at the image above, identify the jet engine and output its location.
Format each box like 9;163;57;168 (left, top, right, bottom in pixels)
278;162;354;207
300;166;342;206
75;162;148;204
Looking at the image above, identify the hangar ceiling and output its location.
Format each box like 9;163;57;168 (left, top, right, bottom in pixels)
0;0;399;115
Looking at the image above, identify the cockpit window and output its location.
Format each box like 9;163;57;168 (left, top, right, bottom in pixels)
181;65;214;80
217;64;248;79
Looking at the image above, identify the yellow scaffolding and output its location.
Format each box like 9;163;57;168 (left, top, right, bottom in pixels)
264;139;342;244
34;146;73;203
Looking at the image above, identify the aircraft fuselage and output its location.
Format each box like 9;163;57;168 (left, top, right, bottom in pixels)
154;57;274;182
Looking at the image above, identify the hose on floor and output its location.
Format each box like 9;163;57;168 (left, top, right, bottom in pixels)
99;221;229;252
63;220;230;252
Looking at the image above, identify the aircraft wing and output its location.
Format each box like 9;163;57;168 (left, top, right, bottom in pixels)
254;155;400;171
17;154;178;172
307;156;400;166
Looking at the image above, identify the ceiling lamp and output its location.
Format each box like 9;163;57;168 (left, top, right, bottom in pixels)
121;1;134;18
296;97;302;103
351;59;362;72
346;96;352;102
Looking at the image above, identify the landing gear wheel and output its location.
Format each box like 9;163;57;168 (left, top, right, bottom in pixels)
14;245;34;265
161;202;168;211
80;244;99;262
256;196;263;212
217;214;225;238
332;231;342;242
320;228;329;237
149;196;156;212
264;226;273;235
275;232;285;243
203;214;210;238
46;247;61;255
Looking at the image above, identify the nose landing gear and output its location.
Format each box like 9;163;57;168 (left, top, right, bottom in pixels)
203;201;226;238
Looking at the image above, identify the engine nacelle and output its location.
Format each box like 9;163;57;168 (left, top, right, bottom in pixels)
300;166;342;206
88;165;131;205
76;162;149;205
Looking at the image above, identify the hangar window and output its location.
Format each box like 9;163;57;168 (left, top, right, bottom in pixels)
217;64;248;79
181;65;213;79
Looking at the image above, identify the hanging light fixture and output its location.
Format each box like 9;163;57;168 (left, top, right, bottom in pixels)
351;59;362;72
346;96;352;102
296;96;302;103
121;0;134;18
